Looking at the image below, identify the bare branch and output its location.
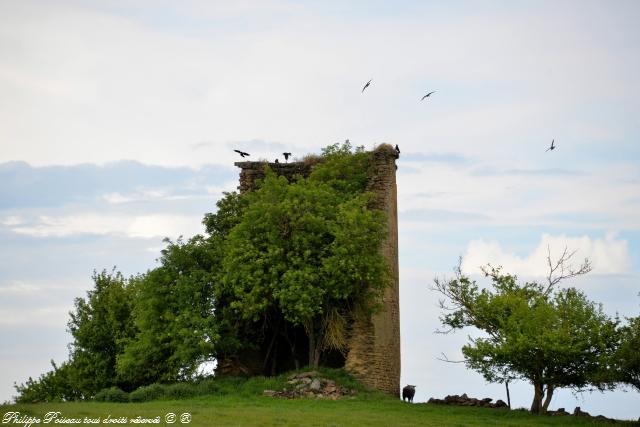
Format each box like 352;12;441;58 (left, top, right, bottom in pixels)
544;246;592;295
437;352;466;364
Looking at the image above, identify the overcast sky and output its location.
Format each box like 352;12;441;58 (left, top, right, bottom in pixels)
1;0;639;420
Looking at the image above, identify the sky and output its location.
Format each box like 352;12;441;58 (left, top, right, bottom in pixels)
1;0;639;420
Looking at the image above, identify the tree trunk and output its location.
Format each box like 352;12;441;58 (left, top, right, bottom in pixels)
542;384;554;413
530;381;544;414
263;327;279;373
280;329;299;371
505;380;511;409
307;320;319;368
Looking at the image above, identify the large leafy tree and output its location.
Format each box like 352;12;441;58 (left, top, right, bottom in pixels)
14;270;136;401
116;236;219;385
615;314;640;391
221;144;389;368
66;270;136;396
116;190;247;385
433;255;619;414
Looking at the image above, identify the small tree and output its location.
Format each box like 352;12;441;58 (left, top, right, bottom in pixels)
433;250;618;414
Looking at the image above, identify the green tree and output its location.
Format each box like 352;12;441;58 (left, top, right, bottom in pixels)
615;314;640;391
433;255;618;414
116;236;219;385
221;146;389;368
67;270;136;396
13;360;81;403
13;270;136;401
117;191;246;384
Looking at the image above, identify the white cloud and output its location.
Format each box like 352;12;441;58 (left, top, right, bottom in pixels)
11;213;203;239
127;214;203;238
0;216;23;226
462;233;631;277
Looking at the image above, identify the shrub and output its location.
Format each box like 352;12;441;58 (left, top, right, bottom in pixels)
164;383;197;400
195;378;220;395
129;384;165;402
94;387;129;403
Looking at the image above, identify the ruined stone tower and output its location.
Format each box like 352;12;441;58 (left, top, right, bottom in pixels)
233;144;400;396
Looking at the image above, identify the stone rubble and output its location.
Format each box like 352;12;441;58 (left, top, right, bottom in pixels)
427;393;508;409
263;371;356;400
427;396;620;423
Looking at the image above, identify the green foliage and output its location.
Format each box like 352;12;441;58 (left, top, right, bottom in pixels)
312;141;370;195
13;360;81;403
220;145;389;367
116;236;219;385
14;142;391;400
615;315;640;391
14;271;136;402
164;382;198;400
94;387;129;402
128;383;165;402
67;270;136;397
434;264;619;414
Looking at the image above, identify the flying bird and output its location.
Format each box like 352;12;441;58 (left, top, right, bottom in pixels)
395;144;400;154
421;91;435;101
546;139;556;152
234;149;250;158
283;152;291;162
362;79;372;93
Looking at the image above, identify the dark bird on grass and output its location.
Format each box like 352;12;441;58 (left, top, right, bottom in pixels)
421;91;435;101
395;144;400;154
234;149;250;158
546;139;556;152
362;79;372;93
274;159;279;164
283;152;292;162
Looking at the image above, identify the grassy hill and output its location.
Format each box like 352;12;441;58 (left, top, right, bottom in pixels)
3;370;636;426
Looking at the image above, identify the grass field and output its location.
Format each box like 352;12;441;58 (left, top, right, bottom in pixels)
3;370;637;426
5;396;638;427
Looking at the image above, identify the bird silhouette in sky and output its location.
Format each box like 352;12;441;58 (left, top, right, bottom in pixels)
283;152;291;162
546;139;556;152
362;79;372;93
395;144;400;154
421;91;435;101
234;149;250;158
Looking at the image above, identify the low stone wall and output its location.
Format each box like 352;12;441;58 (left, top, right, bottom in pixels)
427;393;508;408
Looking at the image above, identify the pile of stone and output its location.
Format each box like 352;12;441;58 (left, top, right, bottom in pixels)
427;393;508;409
547;407;617;423
263;371;356;400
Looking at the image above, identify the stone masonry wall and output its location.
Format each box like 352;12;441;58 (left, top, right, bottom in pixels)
343;145;400;396
235;161;315;193
233;145;400;396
